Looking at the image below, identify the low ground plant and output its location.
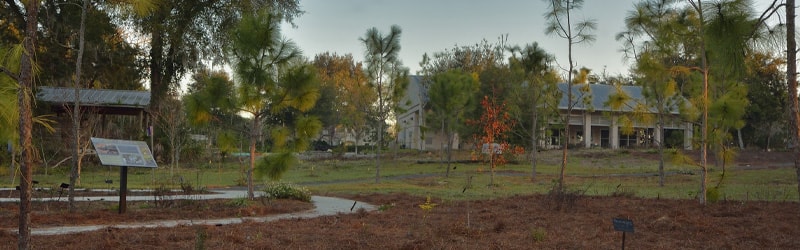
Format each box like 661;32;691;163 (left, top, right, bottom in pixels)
261;182;311;202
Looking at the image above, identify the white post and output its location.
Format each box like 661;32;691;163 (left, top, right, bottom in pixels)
654;124;662;147
684;122;693;150
584;114;592;148
611;115;620;149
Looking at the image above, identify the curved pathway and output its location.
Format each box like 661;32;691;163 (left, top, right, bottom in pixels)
3;190;375;236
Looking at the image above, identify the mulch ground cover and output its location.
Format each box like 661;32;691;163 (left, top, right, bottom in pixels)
1;192;796;249
0;196;312;229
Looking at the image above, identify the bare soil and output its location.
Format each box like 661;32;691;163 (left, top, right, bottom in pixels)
0;150;797;249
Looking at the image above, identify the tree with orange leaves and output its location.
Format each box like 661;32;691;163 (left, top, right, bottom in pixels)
468;94;515;187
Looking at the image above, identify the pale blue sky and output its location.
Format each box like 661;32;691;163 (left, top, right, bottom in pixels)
282;0;779;78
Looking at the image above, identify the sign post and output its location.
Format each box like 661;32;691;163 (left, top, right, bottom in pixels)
612;218;634;250
119;166;128;213
90;137;157;214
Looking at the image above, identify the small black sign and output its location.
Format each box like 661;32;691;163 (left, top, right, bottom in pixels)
612;218;634;233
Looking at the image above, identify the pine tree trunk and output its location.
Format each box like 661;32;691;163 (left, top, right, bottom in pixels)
446;132;453;177
658;113;665;187
786;0;800;201
247;118;259;199
690;0;709;205
531;101;538;182
444;119;451;178
375;76;384;184
490;148;495;187
17;1;39;248
376;120;382;184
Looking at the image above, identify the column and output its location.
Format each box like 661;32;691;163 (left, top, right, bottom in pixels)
584;114;592;148
684;122;693;150
418;108;425;151
611;115;619;149
654;124;662;147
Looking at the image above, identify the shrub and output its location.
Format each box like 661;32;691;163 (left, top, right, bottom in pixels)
261;182;311;202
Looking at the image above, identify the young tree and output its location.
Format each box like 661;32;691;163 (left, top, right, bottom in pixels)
468;95;515;187
67;0;90;212
616;0;691;187
184;69;243;168
187;9;320;199
626;53;682;186
543;0;596;192
427;70;479;177
360;25;409;183
508;43;561;182
688;0;770;203
157;94;189;177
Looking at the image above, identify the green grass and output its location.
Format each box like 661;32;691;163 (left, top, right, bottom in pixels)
3;149;798;202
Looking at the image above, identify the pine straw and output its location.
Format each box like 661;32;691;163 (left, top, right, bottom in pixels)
5;193;797;249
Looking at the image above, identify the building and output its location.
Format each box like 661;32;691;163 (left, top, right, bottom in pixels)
396;75;460;151
396;76;693;151
552;83;692;150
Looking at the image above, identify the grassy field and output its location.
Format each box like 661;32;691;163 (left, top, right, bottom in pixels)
2;148;797;202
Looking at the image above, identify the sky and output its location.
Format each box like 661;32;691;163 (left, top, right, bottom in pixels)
281;0;780;78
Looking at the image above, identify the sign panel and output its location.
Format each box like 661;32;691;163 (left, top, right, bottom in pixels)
612;218;635;233
481;143;503;155
90;137;157;168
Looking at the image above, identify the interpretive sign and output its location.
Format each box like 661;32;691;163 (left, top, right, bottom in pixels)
91;137;157;214
612;218;634;250
91;137;157;168
612;218;634;233
481;143;503;155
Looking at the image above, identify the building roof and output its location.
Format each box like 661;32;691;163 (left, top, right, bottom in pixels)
557;83;680;114
36;87;150;115
399;76;681;116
